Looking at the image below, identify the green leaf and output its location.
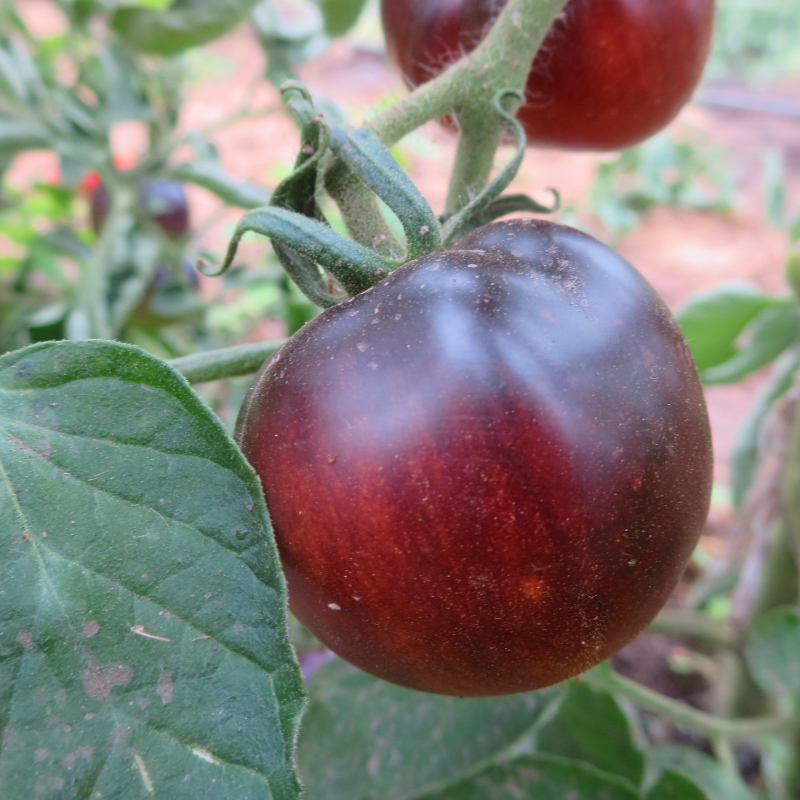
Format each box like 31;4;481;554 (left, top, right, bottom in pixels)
676;283;779;373
645;769;710;800
417;754;638;800
702;302;800;384
169;161;271;209
648;745;756;800
535;680;645;786
317;0;369;37
329;125;441;260
111;0;261;56
0;47;28;102
746;606;800;699
0;341;305;799
297;658;561;800
252;0;326;87
213;205;392;297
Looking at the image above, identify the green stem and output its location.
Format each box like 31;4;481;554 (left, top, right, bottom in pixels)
325;165;402;257
647;608;737;650
445;108;505;214
588;666;788;742
170;340;286;384
328;0;569;250
74;179;136;339
369;0;569;147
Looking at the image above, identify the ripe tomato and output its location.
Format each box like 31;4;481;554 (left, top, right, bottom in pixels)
381;0;715;151
237;219;712;696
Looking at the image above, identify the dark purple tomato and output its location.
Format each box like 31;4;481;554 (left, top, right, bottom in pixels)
236;219;712;696
151;259;199;290
381;0;715;151
91;179;190;240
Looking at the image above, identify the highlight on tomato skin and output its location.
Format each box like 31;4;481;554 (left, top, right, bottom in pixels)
381;0;716;151
236;219;713;697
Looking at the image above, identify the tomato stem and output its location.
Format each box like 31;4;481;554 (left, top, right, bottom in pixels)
369;0;569;147
646;608;737;650
587;663;789;742
326;0;570;255
171;339;287;384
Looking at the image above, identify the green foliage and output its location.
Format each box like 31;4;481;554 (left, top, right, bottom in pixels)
708;0;800;81
297;658;561;800
589;134;734;239
0;340;305;798
252;0;328;88
111;0;263;56
416;754;641;800
647;746;756;800
645;771;710;800
317;0;370;37
0;0;799;796
730;352;799;508
535;681;645;786
676;283;783;376
701;303;800;385
746;607;800;700
168;161;272;209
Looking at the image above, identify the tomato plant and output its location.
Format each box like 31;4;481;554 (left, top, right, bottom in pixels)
382;0;716;150
5;0;800;797
235;218;713;696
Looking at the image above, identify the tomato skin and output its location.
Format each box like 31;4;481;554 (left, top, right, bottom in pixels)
381;0;715;151
236;219;712;696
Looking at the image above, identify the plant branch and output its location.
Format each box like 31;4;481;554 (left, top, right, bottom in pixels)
647;608;737;650
326;0;569;250
368;0;569;147
587;665;788;742
170;339;286;384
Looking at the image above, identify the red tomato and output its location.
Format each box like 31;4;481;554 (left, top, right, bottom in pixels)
236;219;712;696
382;0;715;151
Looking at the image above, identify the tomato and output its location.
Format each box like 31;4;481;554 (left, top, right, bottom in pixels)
381;0;715;151
91;178;190;240
236;219;712;696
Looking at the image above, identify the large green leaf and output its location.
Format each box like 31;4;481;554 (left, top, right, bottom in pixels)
702;302;800;385
676;283;780;374
535;680;645;786
111;0;261;56
297;658;561;800
416;754;639;800
746;606;800;700
0;341;305;799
